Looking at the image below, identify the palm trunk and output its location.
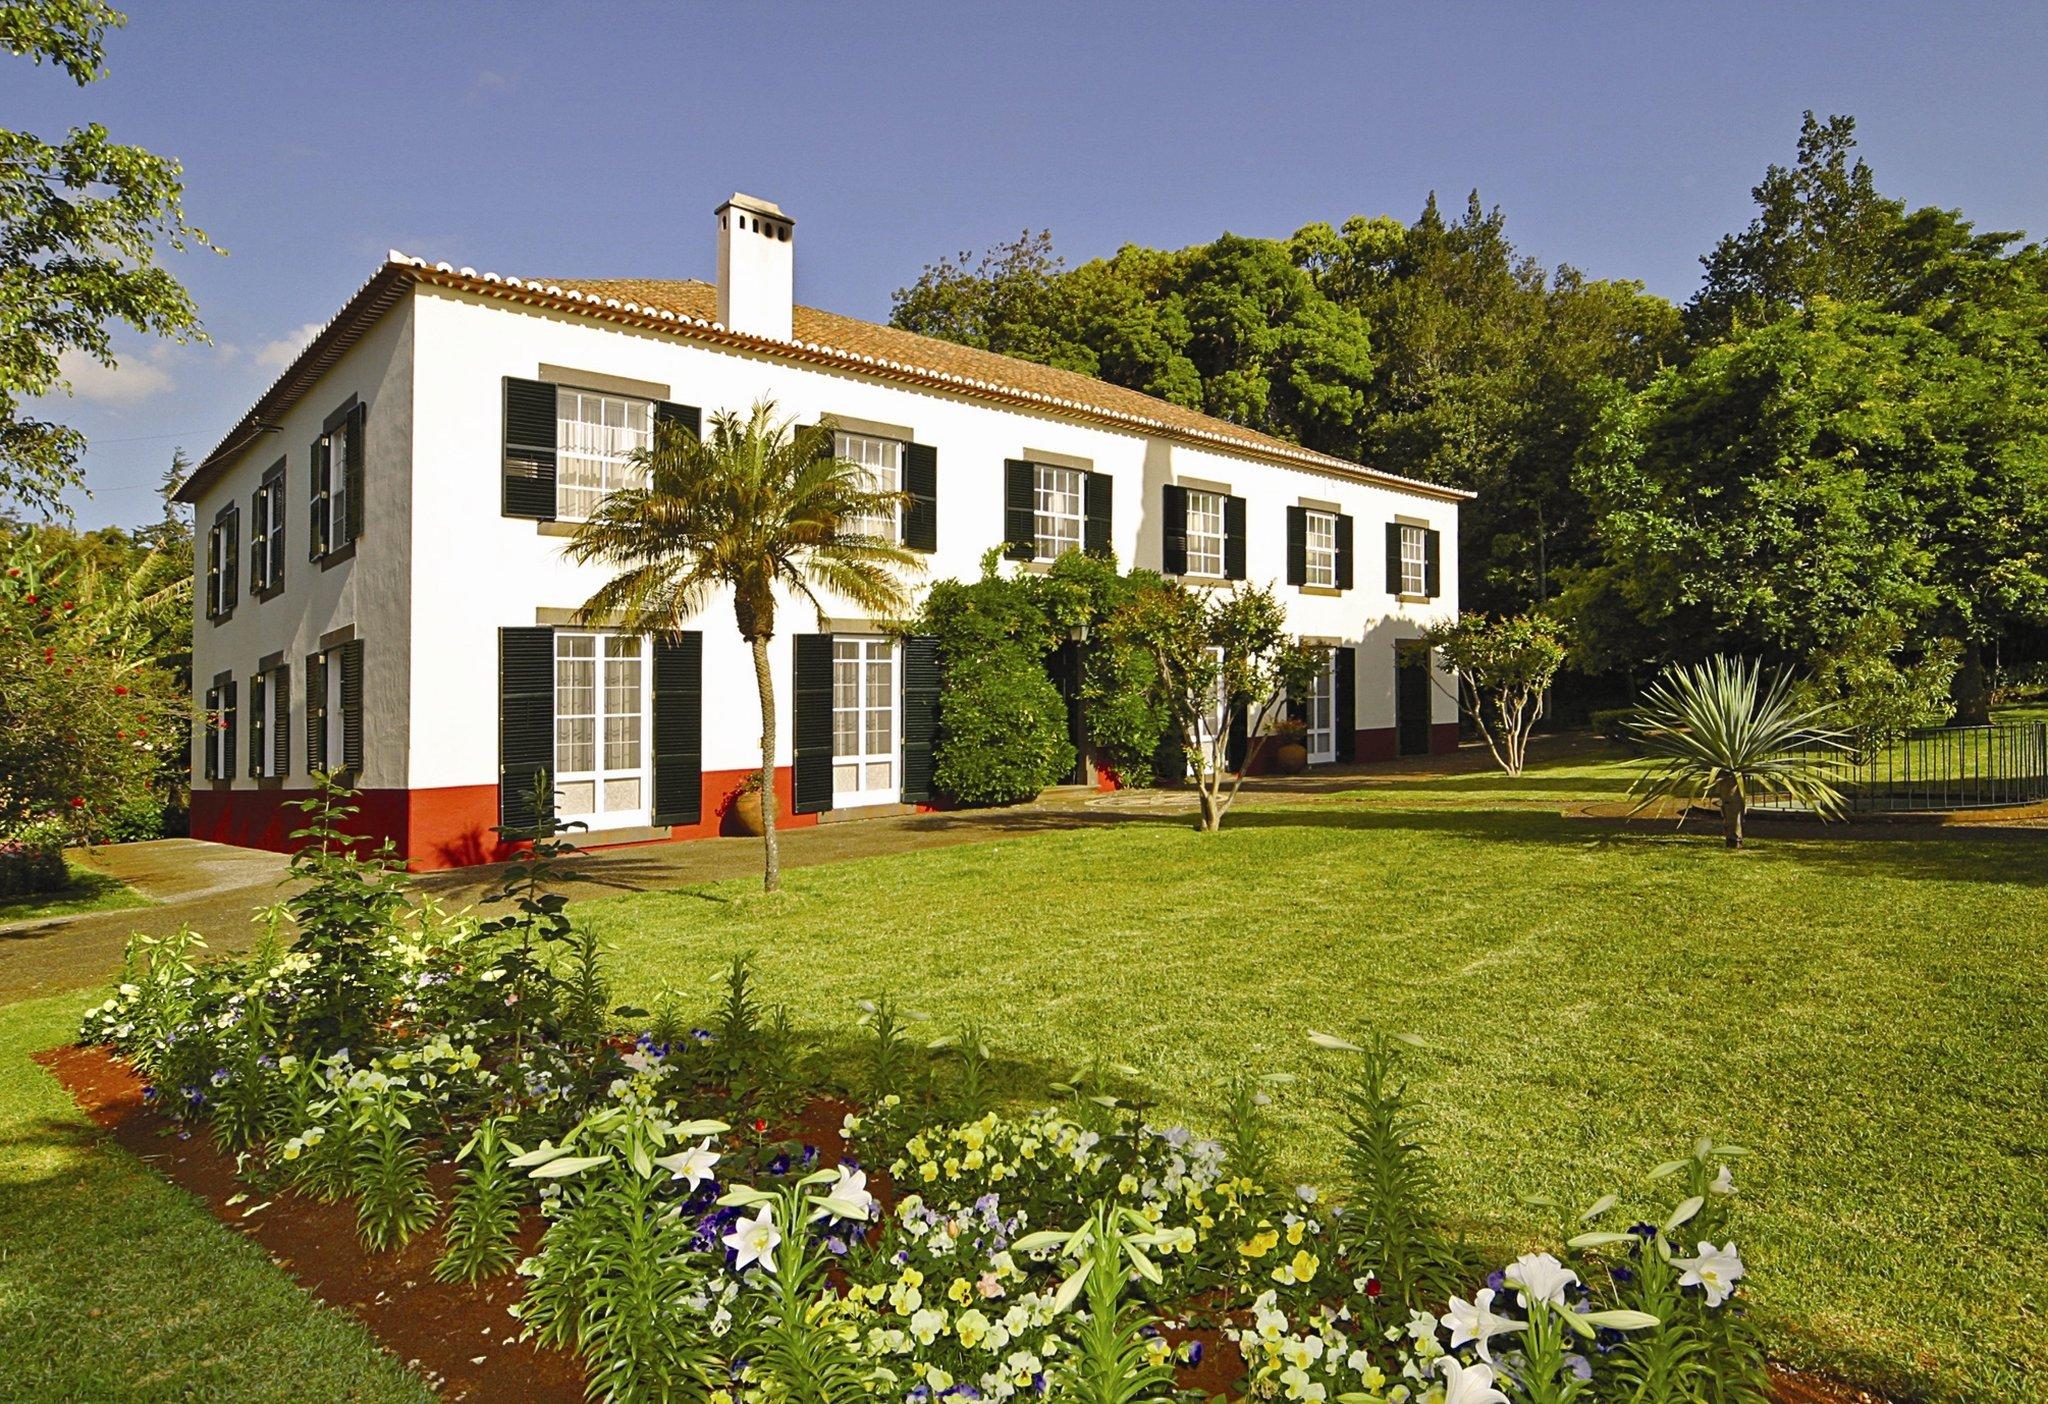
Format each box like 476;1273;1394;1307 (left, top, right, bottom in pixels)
749;633;781;892
1716;776;1745;850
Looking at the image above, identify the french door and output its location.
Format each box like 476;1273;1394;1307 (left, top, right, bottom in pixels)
833;637;899;806
1306;650;1339;764
555;632;651;828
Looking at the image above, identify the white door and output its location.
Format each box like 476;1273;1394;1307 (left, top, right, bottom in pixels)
554;632;651;830
1306;650;1339;764
833;637;899;807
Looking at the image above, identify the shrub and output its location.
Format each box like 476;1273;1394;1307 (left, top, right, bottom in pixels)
1590;707;1637;744
0;821;68;897
920;553;1073;805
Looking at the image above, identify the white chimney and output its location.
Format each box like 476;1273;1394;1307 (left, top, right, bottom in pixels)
715;193;794;341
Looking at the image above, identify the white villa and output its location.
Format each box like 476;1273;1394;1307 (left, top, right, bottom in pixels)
176;193;1467;870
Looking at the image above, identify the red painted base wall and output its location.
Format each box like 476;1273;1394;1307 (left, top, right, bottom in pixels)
191;767;821;873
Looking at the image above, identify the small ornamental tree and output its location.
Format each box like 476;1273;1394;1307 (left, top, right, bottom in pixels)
1421;612;1567;776
1105;580;1320;832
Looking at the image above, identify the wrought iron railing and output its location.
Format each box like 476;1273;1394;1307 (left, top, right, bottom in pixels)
1753;721;2048;814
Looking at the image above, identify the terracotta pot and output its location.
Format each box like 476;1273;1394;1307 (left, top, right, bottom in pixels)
1273;741;1309;775
727;788;766;836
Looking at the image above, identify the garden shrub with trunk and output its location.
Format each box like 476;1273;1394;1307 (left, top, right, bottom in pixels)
1423;612;1568;776
76;778;1779;1403
1103;579;1321;831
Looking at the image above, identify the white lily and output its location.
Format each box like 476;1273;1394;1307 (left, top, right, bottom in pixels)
1437;1356;1510;1404
723;1204;781;1274
1674;1240;1745;1307
1709;1164;1737;1196
654;1139;721;1192
1440;1287;1526;1361
813;1164;877;1222
1503;1251;1579;1309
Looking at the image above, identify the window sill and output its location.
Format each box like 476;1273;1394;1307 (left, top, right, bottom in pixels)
208;610;235;626
1298;585;1343;597
536;520;581;538
316;540;358;571
1397;591;1433;605
255;585;285;605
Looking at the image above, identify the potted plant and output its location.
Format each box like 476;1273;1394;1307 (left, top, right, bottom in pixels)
725;771;767;837
1270;718;1309;774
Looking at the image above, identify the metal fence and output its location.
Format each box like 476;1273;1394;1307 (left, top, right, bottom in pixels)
1754;721;2048;814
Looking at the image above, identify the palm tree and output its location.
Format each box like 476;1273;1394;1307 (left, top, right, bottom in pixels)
1628;655;1848;849
565;400;918;891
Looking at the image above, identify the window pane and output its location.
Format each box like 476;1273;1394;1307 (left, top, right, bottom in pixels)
1186;491;1225;577
1035;465;1084;560
836;432;903;541
557;389;653;521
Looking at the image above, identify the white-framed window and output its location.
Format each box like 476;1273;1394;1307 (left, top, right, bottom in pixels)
1185;490;1226;578
1305;509;1338;589
833;636;898;805
554;632;650;826
251;471;286;593
837;431;904;542
1399;523;1428;595
1306;650;1339;763
1034;464;1085;561
321;650;347;773
325;417;350;549
556;389;654;522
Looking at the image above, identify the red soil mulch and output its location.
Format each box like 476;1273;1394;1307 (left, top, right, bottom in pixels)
35;1042;586;1402
35;1043;1893;1403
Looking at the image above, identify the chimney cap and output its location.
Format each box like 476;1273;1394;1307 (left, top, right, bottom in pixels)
717;192;792;225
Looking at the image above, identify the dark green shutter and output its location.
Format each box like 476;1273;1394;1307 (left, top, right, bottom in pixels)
904;442;938;551
339;639;364;775
248;674;264;777
1424;528;1442;597
901;635;939;803
270;467;287;587
1150;720;1184;788
1083;470;1112;555
655;400;702;441
1385;522;1403;593
273;663;290;776
1161;484;1188;575
1334;646;1357;761
652;632;703;826
309;437;328;559
1285;506;1307;586
1003;459;1035;560
1224;495;1247;581
221;507;239;613
202;686;218;780
503;378;559;520
222;679;238;784
249;486;267;592
305;652;326;774
205;524;221;619
792;633;835;815
1226;704;1248;772
343;403;366;545
499;627;555;830
1335;513;1354;591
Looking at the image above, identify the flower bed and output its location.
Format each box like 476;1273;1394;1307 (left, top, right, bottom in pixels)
72;780;1790;1403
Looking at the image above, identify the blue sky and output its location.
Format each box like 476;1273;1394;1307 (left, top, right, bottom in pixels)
22;1;2048;529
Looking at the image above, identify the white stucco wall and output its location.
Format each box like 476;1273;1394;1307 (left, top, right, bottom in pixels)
187;303;416;791
403;285;1460;793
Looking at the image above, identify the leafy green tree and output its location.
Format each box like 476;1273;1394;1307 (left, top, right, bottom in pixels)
565;402;917;892
1102;580;1319;832
1422;613;1568;776
2;1;216;517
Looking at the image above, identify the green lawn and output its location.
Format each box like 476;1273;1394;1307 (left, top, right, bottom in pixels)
0;750;2040;1400
576;755;2046;1402
0;863;150;925
0;993;428;1401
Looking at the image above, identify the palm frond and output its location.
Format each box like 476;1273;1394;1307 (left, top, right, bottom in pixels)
1629;656;1849;818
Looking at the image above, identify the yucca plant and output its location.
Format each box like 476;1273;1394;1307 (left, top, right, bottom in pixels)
1628;655;1848;849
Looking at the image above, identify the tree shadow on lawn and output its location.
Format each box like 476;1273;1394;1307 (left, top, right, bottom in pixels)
1220;804;2048;887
